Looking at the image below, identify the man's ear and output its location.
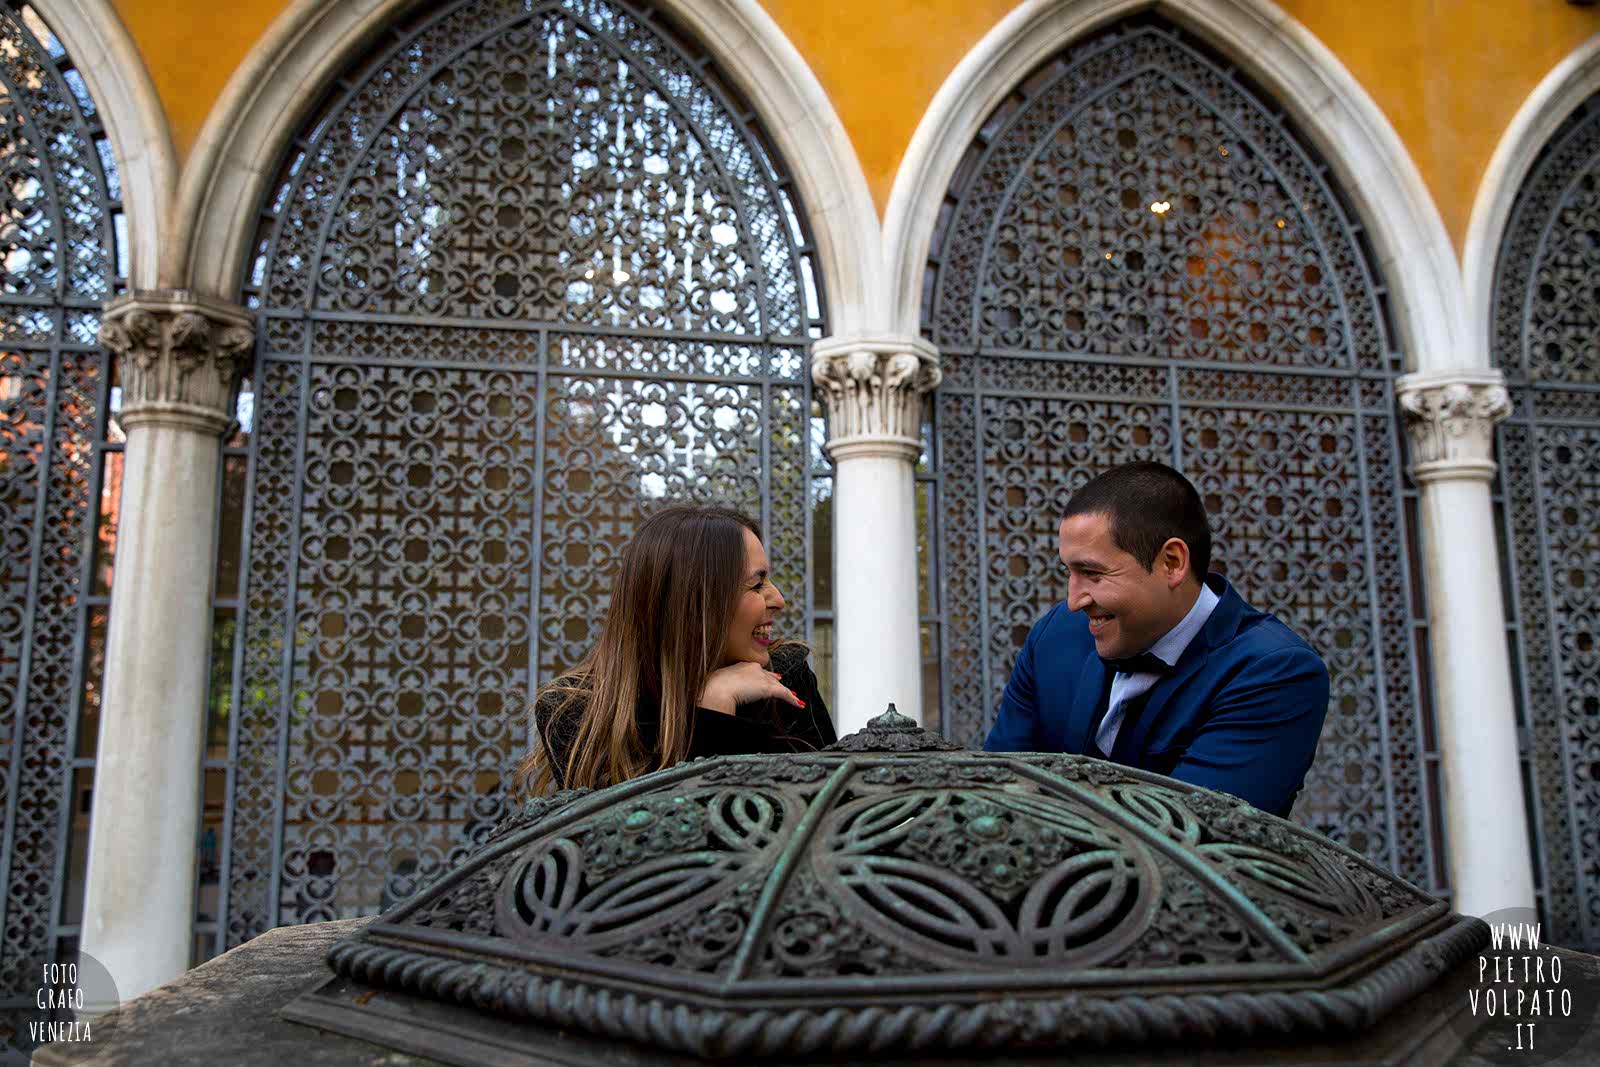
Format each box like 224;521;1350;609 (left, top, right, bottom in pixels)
1158;537;1191;590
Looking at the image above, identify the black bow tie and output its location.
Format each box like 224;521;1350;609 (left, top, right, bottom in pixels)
1099;651;1172;675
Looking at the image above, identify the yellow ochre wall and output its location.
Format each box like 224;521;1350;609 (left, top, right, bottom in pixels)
109;0;1600;251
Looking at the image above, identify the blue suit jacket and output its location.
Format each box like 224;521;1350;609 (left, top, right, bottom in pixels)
983;575;1330;816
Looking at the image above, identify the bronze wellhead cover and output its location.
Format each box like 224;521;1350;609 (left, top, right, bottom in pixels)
286;707;1486;1062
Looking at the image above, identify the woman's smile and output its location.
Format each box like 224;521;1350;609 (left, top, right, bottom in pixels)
723;527;785;666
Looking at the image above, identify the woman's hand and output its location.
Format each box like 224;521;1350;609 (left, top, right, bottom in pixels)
697;661;806;715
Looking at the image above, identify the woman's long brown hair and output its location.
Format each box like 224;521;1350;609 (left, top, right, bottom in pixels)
512;505;764;797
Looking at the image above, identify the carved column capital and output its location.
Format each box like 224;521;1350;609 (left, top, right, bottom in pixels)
100;290;255;435
811;334;942;462
1396;370;1512;485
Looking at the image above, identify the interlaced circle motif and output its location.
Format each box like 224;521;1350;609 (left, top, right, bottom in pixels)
216;0;826;948
400;752;1425;980
0;0;123;1034
1492;92;1600;952
335;738;1463;1060
816;789;1156;963
501;789;792;952
921;18;1441;894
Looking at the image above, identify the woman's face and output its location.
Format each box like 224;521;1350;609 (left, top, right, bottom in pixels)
720;527;785;667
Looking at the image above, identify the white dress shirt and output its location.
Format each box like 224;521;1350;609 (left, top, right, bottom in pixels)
1094;582;1220;756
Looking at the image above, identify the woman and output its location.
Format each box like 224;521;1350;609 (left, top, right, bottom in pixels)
514;505;835;796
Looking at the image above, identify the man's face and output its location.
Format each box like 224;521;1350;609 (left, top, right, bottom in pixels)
1058;512;1187;659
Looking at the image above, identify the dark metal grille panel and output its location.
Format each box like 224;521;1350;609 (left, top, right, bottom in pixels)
214;0;824;948
0;0;122;1047
922;19;1442;893
1491;93;1600;951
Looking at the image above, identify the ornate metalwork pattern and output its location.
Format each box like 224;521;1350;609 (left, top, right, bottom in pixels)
215;0;825;947
299;711;1481;1061
0;0;122;1044
1491;93;1600;951
922;19;1442;893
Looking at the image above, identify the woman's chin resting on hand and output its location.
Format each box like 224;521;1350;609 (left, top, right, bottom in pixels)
514;505;835;796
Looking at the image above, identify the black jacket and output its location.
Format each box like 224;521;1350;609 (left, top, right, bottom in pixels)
534;644;836;790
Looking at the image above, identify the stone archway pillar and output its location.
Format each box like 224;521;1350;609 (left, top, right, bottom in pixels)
1398;369;1534;917
811;336;941;733
80;291;254;1006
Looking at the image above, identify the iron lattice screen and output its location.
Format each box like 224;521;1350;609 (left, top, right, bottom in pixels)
0;0;124;1023
0;0;124;1049
210;0;826;950
1492;93;1600;952
920;18;1445;896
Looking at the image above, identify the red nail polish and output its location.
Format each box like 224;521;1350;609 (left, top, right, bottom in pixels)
798;699;806;707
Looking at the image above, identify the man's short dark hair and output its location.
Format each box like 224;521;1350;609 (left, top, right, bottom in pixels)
1063;461;1211;580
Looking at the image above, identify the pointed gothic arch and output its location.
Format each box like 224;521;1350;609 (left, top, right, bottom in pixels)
28;0;172;287
1463;33;1600;367
883;0;1465;369
170;0;880;327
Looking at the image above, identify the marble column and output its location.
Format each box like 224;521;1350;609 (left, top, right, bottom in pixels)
1397;369;1534;917
811;335;942;733
80;291;254;1007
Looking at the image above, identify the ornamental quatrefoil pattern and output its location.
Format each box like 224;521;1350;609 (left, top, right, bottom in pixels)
0;0;123;1027
1492;90;1600;952
922;17;1441;897
216;0;825;948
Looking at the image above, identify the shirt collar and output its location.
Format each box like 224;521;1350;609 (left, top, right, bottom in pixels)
1144;581;1220;669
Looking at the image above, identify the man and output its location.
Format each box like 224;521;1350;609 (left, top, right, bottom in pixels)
984;462;1329;816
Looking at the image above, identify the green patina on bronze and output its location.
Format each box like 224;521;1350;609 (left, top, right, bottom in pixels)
289;707;1487;1061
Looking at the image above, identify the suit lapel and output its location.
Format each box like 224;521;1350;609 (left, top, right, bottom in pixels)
1110;576;1249;763
1111;645;1208;762
1069;653;1109;754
